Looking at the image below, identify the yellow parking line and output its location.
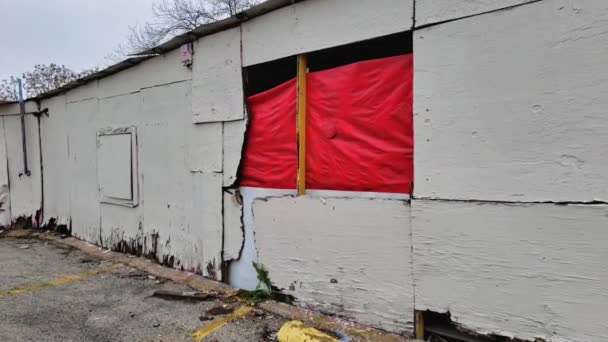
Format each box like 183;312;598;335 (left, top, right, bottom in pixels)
192;305;253;341
277;321;339;342
0;263;124;299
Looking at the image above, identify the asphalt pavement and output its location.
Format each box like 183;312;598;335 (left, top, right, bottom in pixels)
0;236;285;342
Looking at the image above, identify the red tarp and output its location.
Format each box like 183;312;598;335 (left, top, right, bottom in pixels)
240;78;297;189
307;54;413;193
240;54;413;193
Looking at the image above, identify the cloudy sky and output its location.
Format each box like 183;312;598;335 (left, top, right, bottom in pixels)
0;0;156;81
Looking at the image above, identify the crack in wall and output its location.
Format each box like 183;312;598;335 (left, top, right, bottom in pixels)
414;0;544;30
412;196;608;206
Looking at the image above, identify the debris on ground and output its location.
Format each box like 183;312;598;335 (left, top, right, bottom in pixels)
152;289;217;302
205;303;237;316
199;314;213;321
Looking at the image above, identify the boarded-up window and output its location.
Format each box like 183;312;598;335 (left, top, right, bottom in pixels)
240;32;413;194
306;54;413;193
97;127;138;206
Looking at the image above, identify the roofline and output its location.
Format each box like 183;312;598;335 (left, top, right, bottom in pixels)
33;0;304;102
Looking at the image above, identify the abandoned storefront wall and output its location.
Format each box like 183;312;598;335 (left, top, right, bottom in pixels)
413;0;608;341
0;2;419;333
0;0;607;340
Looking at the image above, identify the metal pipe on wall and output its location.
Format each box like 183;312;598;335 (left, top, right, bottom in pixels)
17;78;30;177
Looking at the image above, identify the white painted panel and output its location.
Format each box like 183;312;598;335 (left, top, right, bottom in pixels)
98;49;192;99
223;190;243;261
97;133;132;200
66;99;101;242
254;196;413;333
222;119;247;186
65;80;98;103
414;0;608;202
412;200;608;342
98;92;140;126
40;95;70;226
141;81;222;173
242;0;414;66
139;81;222;273
0;118;10;227
4;115;41;220
192;27;244;123
199;171;223;280
150;172;220;276
188;122;222;173
415;0;537;27
139;84;173;247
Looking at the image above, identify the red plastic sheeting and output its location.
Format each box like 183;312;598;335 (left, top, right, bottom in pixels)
240;78;297;189
240;54;413;193
306;54;413;193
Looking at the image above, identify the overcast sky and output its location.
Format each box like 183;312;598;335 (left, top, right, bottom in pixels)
0;0;156;81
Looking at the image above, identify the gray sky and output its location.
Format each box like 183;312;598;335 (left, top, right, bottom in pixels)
0;0;156;81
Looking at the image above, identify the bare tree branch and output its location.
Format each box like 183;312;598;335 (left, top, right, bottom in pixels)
0;77;18;102
108;0;262;62
0;65;98;100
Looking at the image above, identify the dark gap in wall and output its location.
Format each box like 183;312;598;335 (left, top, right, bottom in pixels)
243;31;413;96
244;55;297;96
308;30;413;72
422;311;545;342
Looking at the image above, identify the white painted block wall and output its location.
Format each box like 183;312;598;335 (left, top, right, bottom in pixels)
412;200;608;342
414;0;608;202
253;196;414;333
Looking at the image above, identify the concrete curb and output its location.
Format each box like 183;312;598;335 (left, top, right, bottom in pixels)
4;229;413;342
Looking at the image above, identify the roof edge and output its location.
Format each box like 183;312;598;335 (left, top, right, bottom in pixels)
33;0;304;101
